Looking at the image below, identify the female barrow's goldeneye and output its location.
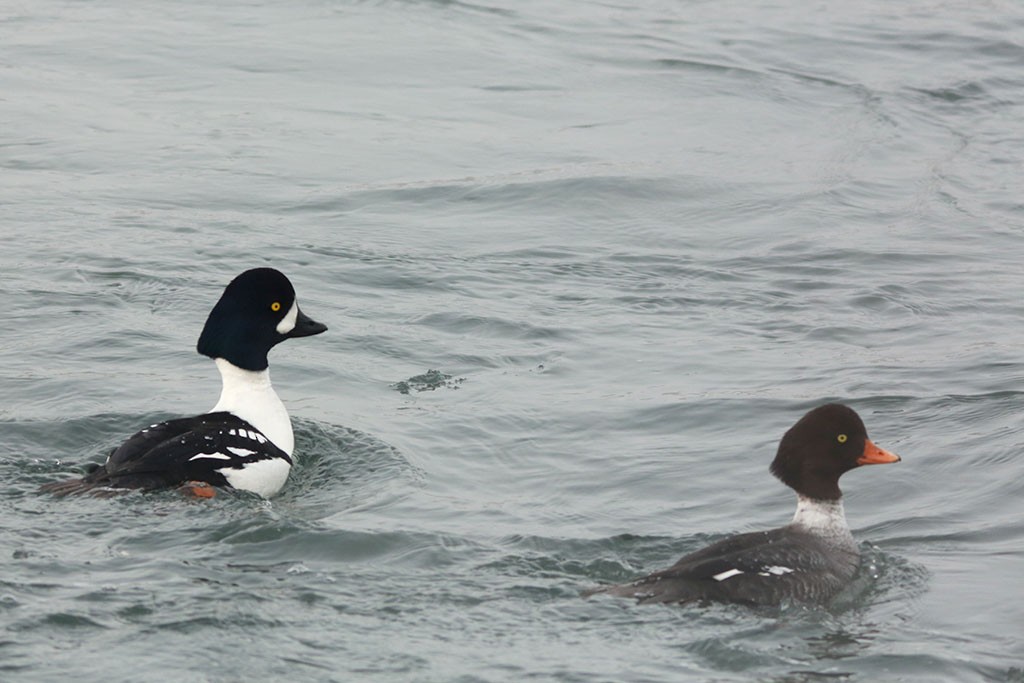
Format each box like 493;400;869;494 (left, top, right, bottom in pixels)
42;267;327;499
584;403;901;606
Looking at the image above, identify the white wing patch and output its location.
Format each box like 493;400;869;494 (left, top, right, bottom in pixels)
226;446;257;457
226;428;267;444
189;452;232;461
712;565;796;581
757;565;795;577
712;568;744;582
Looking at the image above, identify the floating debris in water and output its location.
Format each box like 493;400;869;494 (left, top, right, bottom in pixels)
391;369;465;394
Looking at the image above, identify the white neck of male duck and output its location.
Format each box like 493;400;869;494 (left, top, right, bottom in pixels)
209;358;294;456
790;495;855;547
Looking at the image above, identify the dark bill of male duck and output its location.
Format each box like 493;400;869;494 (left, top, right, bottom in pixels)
584;403;901;607
41;267;327;499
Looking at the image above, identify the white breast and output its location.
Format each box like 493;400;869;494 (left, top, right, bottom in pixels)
219;458;292;498
209;358;295;456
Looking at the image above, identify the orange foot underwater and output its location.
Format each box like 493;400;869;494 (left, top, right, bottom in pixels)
179;481;217;499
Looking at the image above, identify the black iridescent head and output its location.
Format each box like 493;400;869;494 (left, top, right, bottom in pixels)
196;268;327;370
769;403;900;501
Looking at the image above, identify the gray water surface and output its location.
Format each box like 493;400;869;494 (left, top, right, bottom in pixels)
3;1;1024;681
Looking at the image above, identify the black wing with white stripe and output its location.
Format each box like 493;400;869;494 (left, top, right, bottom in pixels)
43;412;290;493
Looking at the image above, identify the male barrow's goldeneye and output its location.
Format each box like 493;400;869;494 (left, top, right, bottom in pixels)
584;403;901;606
42;267;327;499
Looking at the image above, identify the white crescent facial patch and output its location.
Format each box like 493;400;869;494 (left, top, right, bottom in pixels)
276;300;298;335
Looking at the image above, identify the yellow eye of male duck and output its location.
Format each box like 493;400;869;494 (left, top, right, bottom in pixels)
271;302;281;312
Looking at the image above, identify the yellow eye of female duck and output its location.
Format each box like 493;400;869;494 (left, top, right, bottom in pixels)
837;434;848;444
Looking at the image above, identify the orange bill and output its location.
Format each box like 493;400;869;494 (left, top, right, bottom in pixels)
857;438;901;465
